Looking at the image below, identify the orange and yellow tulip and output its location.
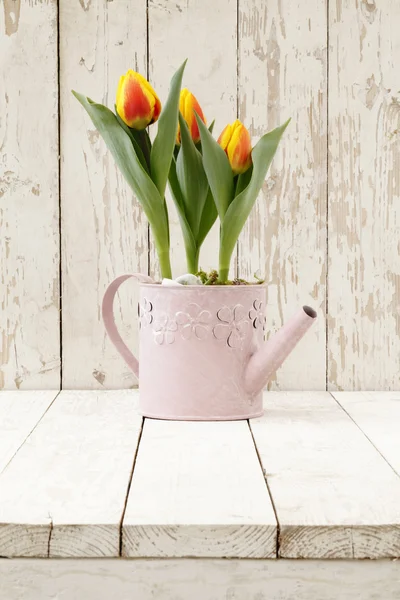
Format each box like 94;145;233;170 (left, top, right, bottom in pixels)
116;70;161;130
217;120;252;175
176;88;206;144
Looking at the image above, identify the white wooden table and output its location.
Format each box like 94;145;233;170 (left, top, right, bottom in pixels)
1;391;400;599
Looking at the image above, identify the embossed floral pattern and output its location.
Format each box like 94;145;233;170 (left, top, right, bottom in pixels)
249;299;266;330
213;304;249;349
138;298;153;327
153;313;178;345
176;303;211;340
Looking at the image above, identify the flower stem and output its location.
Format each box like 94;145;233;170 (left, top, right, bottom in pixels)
219;266;229;283
158;249;172;279
187;248;200;275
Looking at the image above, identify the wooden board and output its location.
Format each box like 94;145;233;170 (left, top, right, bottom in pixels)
0;0;60;389
0;391;58;474
60;0;148;389
122;419;277;558
237;0;327;390
328;0;400;390
1;558;400;600
333;391;400;475
0;390;142;558
251;391;400;559
148;0;237;279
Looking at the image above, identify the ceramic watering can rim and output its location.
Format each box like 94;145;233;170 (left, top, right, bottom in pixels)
139;282;268;290
136;280;316;318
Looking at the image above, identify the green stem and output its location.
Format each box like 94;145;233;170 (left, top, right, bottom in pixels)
219;224;230;282
135;129;151;172
158;249;172;279
218;266;229;283
186;247;200;275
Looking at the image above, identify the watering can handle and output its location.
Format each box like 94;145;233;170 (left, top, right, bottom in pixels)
101;273;154;379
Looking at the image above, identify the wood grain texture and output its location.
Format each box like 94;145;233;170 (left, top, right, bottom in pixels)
122;419;277;558
2;558;400;600
333;391;400;475
60;0;148;389
0;0;60;390
251;391;400;559
0;391;57;474
0;390;142;558
148;0;237;278
237;0;327;390
328;0;400;390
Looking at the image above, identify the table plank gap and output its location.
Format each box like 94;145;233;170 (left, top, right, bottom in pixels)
332;391;400;479
118;416;144;557
250;391;400;559
0;391;59;476
0;390;142;558
247;419;280;558
122;419;277;558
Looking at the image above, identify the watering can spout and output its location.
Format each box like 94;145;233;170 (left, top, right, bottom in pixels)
244;306;317;395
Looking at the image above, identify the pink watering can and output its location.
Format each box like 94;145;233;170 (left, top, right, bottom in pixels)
102;274;317;420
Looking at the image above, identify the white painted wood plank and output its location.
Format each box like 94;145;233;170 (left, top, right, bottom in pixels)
251;391;400;559
0;391;58;474
238;0;327;389
60;0;148;388
328;1;400;390
1;558;400;600
0;0;60;389
333;391;400;476
148;0;237;278
123;419;276;558
0;390;142;558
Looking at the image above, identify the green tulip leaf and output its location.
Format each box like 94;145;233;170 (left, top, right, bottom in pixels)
197;187;218;248
73;91;169;254
195;114;234;220
114;106;149;174
195;120;215;154
168;154;185;210
176;113;209;238
219;118;291;279
151;60;187;199
235;166;253;198
169;157;198;271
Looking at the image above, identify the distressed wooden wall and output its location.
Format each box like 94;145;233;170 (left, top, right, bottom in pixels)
0;0;399;391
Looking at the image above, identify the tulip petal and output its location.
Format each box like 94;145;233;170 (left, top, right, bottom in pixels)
178;88;206;144
217;124;232;151
228;123;252;175
217;120;252;175
122;75;153;129
116;70;161;130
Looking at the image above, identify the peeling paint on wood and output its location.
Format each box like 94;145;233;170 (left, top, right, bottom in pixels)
148;0;237;278
328;0;400;390
3;0;21;36
0;0;59;389
238;0;327;389
1;0;399;390
60;0;148;389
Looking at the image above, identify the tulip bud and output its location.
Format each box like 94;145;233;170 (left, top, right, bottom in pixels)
176;88;206;144
116;70;161;130
217;120;252;175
